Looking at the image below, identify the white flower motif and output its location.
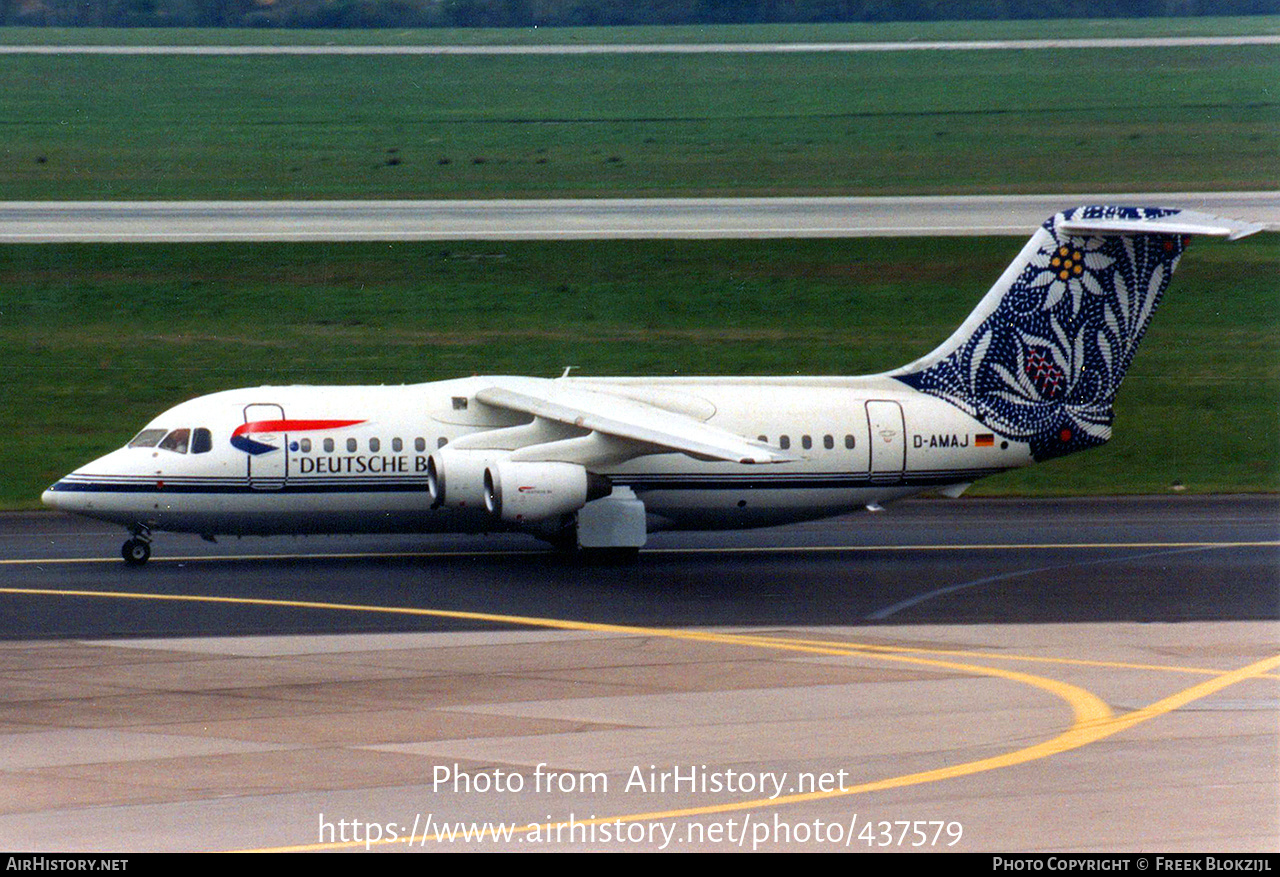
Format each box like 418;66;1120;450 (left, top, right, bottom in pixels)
968;324;1115;441
1028;236;1116;315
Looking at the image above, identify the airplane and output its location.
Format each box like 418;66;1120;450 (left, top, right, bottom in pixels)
42;206;1262;565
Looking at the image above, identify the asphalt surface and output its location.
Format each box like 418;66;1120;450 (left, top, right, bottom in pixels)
1;497;1276;851
3;496;1278;634
2;193;1276;242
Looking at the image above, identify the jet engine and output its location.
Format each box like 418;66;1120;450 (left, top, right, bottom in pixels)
427;447;506;510
483;460;612;523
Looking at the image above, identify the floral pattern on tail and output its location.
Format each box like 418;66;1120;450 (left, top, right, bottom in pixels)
896;207;1186;461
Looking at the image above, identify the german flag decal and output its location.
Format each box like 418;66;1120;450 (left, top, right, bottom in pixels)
975;433;995;447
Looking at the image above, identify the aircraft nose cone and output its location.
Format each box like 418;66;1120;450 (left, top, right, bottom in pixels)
42;483;67;510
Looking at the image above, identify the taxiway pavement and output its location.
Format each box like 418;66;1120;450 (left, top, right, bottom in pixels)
1;496;1276;851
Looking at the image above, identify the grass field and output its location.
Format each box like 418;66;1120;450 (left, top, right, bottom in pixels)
1;43;1276;199
3;235;1276;508
1;19;1276;508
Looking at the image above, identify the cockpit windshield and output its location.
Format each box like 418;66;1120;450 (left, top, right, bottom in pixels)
127;427;213;453
127;429;167;448
159;429;190;454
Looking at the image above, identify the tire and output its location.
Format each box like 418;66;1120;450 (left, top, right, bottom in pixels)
121;538;151;566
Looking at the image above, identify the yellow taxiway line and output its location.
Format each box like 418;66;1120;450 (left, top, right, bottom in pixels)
2;540;1277;566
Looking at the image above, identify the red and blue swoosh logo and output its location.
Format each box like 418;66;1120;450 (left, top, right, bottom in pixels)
230;419;365;455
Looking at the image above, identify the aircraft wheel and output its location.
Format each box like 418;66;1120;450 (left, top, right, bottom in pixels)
121;538;151;566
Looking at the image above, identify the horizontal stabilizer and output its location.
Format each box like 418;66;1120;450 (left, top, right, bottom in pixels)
1058;208;1263;240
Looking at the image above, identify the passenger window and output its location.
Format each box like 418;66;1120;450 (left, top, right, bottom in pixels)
324;438;334;453
802;435;812;450
392;438;403;452
845;434;856;449
128;429;167;448
370;438;380;452
415;437;426;452
758;435;767;443
158;429;190;454
438;437;448;448
192;428;213;454
824;435;834;450
779;436;790;450
300;438;311;453
347;438;357;452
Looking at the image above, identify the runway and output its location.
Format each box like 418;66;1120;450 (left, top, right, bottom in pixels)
1;496;1276;851
3;193;1277;242
2;35;1277;54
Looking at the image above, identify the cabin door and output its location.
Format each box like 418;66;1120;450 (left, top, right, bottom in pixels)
243;403;287;490
865;400;905;482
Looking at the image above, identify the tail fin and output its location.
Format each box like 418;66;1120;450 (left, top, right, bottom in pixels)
893;206;1261;461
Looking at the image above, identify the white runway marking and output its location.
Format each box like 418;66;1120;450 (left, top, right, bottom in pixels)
864;544;1220;620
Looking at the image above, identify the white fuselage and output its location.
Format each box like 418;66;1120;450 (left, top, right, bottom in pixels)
43;375;1030;538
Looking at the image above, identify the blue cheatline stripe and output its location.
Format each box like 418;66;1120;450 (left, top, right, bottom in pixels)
50;468;1006;496
51;478;429;495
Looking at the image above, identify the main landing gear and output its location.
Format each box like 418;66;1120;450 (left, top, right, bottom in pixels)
121;527;152;566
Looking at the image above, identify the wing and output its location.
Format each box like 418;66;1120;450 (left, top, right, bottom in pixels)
449;376;795;467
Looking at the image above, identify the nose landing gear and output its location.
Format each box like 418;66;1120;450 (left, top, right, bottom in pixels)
121;527;152;566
